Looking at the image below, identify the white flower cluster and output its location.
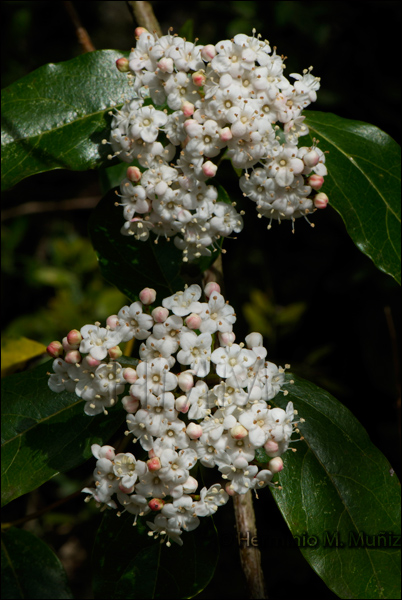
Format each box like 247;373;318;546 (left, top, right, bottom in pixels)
47;283;301;546
109;28;328;260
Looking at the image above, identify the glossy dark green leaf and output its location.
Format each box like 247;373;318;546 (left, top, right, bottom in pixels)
1;527;73;599
1;360;128;507
271;374;401;599
304;111;401;284
1;50;133;191
89;188;225;302
92;509;219;599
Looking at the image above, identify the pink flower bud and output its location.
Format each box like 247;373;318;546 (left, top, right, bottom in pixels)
303;149;320;168
119;482;135;494
64;350;81;364
149;498;164;511
219;127;233;142
157;57;174;73
314;192;329;209
62;336;78;352
264;440;279;457
106;314;119;330
225;483;237;496
46;340;63;358
98;445;116;461
218;331;236;345
147;456;161;471
126;166;142;182
186;422;203;440
116;57;130;72
123;367;138;384
108;346;122;359
185;313;202;330
151;306;169;323
201;44;216;61
181;101;195;117
202;160;218;178
122;395;139;414
245;332;263;349
192;70;206;87
178;372;194;392
139;287;156;305
135;27;148;37
230;424;248;439
307;174;324;191
184;119;199;136
86;356;101;368
269;456;284;473
67;329;82;346
175;395;190;413
204;282;221;297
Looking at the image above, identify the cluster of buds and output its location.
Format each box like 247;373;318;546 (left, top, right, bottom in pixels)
47;283;303;545
107;28;329;261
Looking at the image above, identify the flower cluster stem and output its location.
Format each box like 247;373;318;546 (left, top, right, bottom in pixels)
126;1;162;36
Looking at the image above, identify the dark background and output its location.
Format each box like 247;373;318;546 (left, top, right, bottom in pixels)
1;2;400;598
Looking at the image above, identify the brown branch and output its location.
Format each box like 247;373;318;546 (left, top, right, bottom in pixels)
1;196;100;221
63;1;96;53
126;1;162;36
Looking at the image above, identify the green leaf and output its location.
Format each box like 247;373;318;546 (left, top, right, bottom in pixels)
1;336;47;377
92;510;219;599
89;188;225;302
271;374;401;599
1;360;127;507
1;50;133;191
304;111;401;284
1;527;73;599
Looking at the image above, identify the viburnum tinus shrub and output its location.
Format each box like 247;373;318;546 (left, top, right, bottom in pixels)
1;20;400;600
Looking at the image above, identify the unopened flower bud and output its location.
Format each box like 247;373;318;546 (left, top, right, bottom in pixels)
218;331;236;345
269;456;284;473
123;367;138;384
135;27;148;37
67;329;82;346
116;57;130;72
46;340;63;358
303;149;320;168
314;192;329;209
151;306;169;323
219;127;233;142
157;57;174;73
201;44;216;61
185;313;202;330
231;424;248;439
264;439;279;457
106;314;119;330
149;498;164;511
97;445;115;461
192;70;206;87
178;371;194;392
126;166;142;182
233;456;248;469
147;457;161;471
204;282;221;297
64;350;81;364
183;476;198;494
202;160;218;178
225;483;237;496
245;332;263;349
139;287;156;305
175;395;190;413
108;345;122;359
307;174;324;190
184;119;199;136
181;101;194;117
86;356;101;368
119;482;135;494
186;422;203;440
122;395;139;414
